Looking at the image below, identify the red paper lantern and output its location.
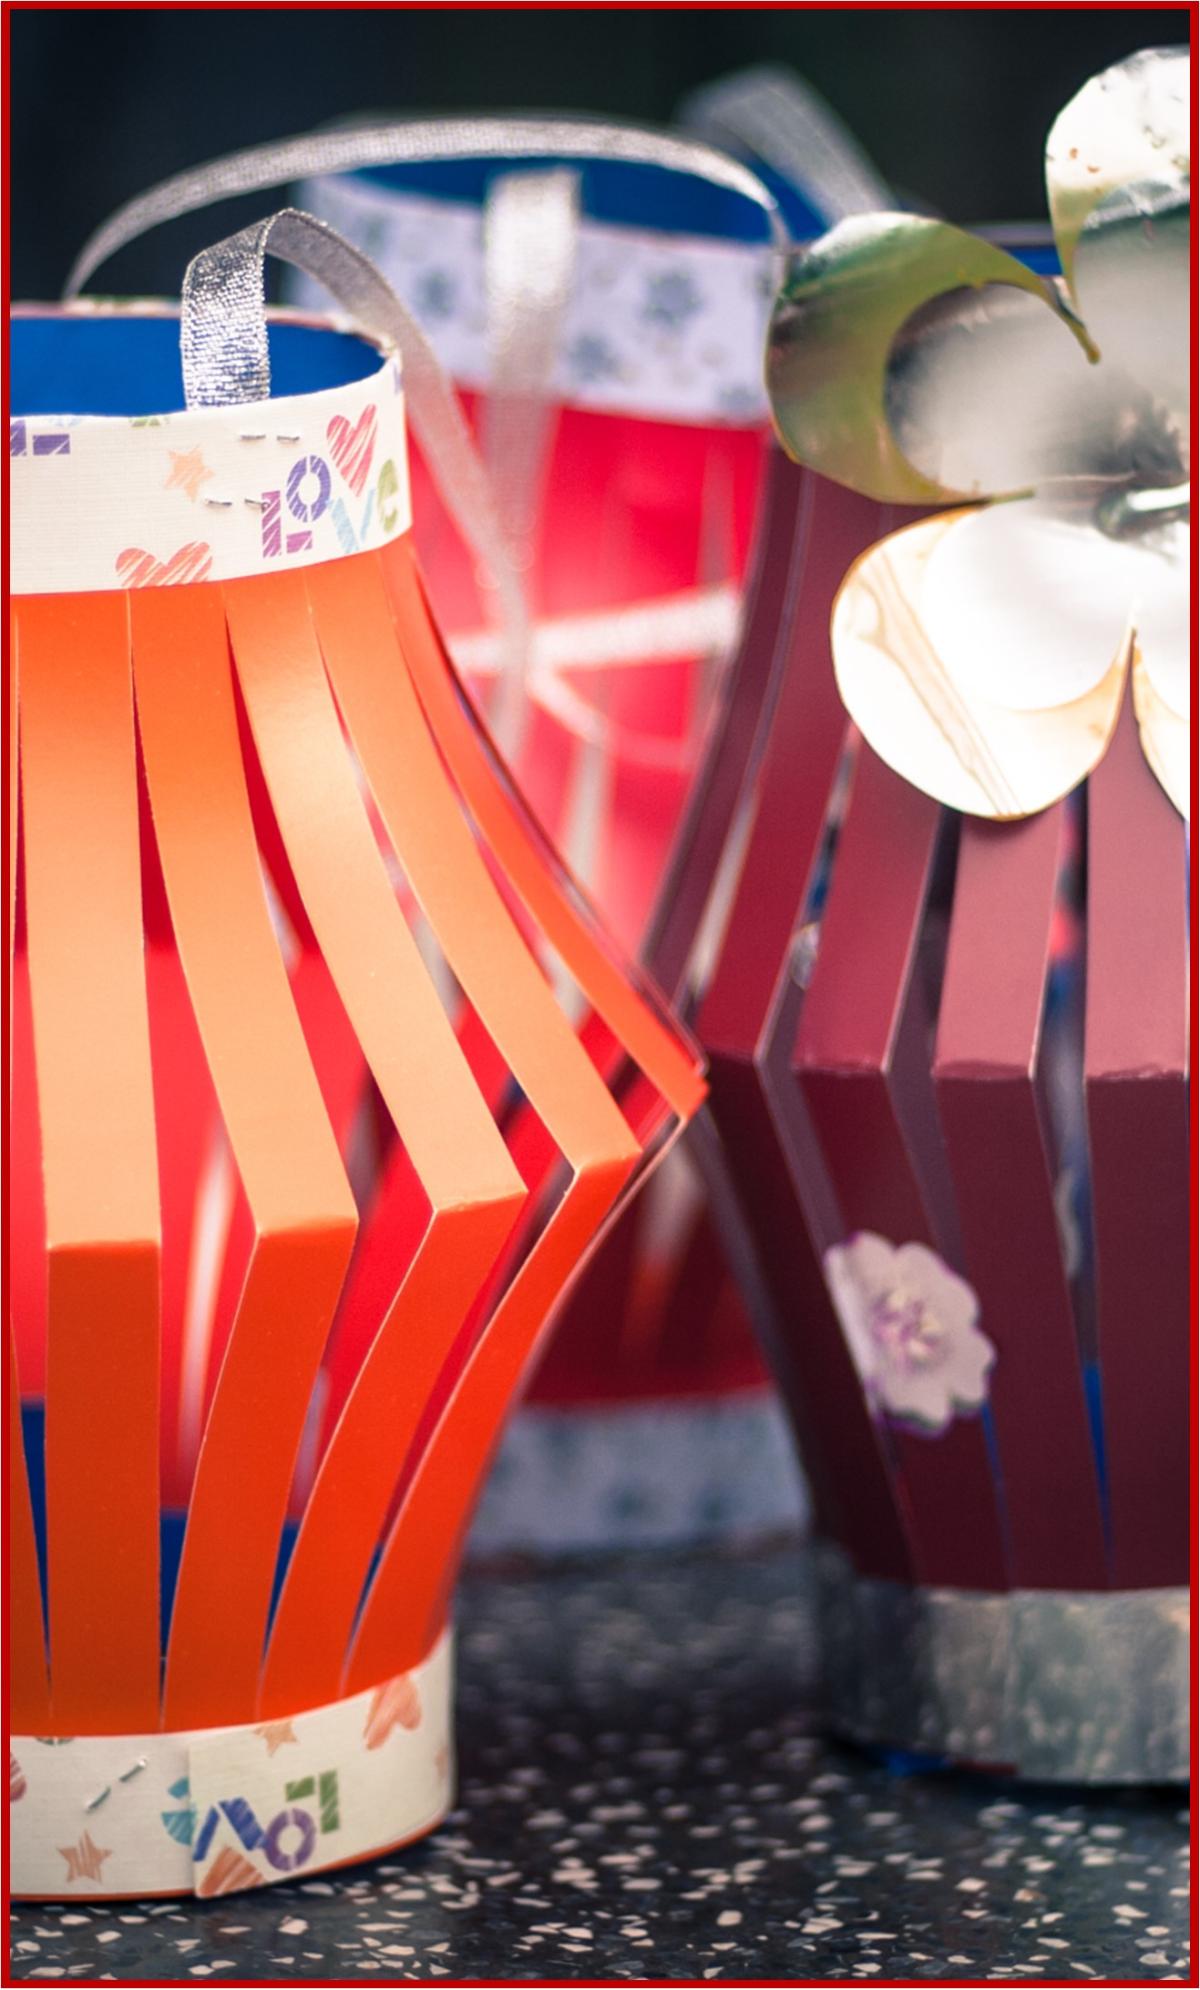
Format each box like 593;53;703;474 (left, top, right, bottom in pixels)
65;118;805;1550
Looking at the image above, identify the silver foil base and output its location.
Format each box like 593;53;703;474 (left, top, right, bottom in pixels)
816;1544;1189;1783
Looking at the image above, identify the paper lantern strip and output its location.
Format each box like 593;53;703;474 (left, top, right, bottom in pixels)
397;398;770;1428
9;308;703;1780
311;412;770;1519
690;453;1188;1780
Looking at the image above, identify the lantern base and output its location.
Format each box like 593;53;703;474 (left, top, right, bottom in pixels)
816;1546;1188;1784
10;1634;454;1901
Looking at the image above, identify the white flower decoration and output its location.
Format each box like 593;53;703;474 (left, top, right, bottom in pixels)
824;1233;995;1435
767;47;1190;820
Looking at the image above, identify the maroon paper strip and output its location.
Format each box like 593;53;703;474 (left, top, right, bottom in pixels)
935;807;1108;1590
698;480;917;1584
1084;692;1189;1589
646;447;809;998
795;751;1008;1593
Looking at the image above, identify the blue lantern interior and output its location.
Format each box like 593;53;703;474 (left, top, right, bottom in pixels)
11;233;1060;427
358;154;825;241
20;1401;302;1651
1003;237;1060;276
10;314;382;420
355;159;1068;265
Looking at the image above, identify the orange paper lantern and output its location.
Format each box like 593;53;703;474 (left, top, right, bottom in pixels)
9;212;702;1898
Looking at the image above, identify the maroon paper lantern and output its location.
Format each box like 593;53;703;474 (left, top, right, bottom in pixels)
679;458;1187;1780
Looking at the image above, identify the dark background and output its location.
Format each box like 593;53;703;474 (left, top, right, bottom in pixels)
10;5;1190;299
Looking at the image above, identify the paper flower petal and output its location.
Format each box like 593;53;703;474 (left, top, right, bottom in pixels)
1128;518;1189;719
766;213;1090;504
831;508;1127;818
922;497;1139;712
825;1230;897;1389
1046;47;1189;297
1047;50;1189;453
892;1242;979;1342
1133;646;1190;820
883;279;1102;499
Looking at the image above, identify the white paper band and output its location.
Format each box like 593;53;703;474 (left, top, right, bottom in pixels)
470;1391;807;1555
10;1632;453;1899
295;169;778;427
10;308;411;596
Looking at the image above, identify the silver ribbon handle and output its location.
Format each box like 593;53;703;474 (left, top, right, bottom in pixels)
181;204;440;408
481;167;580;752
64;115;785;302
482;166;580;574
678;65;890;224
181;205;529;745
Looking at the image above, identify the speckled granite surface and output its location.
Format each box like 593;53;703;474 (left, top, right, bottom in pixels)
8;1547;1190;1982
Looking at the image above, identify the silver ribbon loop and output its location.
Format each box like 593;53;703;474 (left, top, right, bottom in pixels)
64;115;786;303
181;206;527;687
483;167;580;572
482;168;581;754
679;66;890;224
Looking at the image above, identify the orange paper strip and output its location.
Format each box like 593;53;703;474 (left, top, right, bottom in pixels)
17;591;161;1731
382;540;704;1124
224;569;525;1220
222;566;534;1707
131;585;361;1728
346;1155;637;1689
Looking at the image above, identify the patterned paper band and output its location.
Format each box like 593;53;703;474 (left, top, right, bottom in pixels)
10;1633;452;1900
471;1392;806;1554
296;171;775;426
10;310;411;597
816;1547;1188;1783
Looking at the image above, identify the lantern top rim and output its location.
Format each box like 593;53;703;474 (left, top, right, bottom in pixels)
11;299;394;423
10;302;412;596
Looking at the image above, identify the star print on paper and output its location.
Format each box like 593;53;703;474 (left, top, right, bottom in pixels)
164;447;214;502
363;1673;422;1749
58;1829;111;1883
254;1720;299;1756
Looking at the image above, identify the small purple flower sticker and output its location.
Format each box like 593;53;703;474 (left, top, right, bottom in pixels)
824;1233;995;1435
